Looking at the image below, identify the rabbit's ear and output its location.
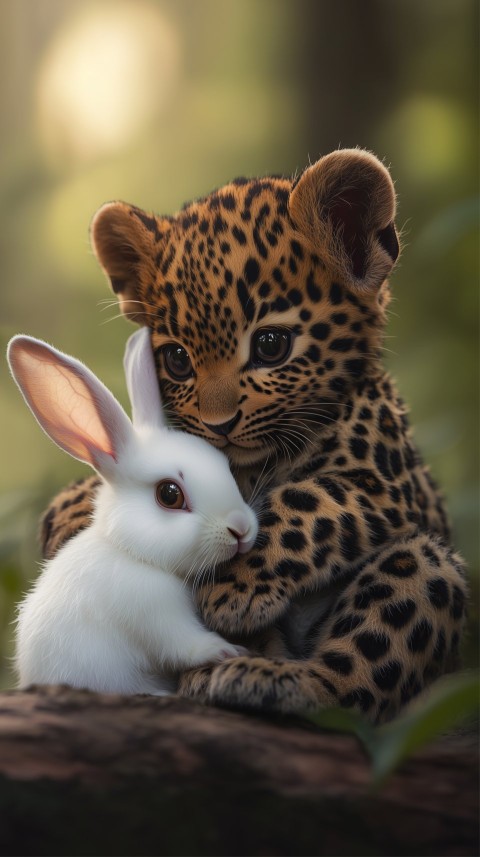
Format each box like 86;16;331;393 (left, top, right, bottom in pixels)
7;336;132;474
123;327;166;430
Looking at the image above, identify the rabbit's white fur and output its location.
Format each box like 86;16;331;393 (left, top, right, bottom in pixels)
8;329;258;695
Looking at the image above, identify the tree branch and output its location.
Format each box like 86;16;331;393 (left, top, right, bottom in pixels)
0;686;477;856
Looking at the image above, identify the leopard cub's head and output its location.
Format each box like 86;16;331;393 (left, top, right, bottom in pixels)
92;149;399;468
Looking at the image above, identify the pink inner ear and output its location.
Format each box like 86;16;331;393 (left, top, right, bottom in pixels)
14;347;114;467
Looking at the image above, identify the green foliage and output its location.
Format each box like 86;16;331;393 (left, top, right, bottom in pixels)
307;671;479;784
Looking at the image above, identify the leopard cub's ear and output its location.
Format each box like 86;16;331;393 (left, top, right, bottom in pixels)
289;149;400;292
91;202;170;323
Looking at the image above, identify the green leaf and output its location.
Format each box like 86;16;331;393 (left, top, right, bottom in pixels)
305;706;376;757
305;672;479;787
371;671;479;784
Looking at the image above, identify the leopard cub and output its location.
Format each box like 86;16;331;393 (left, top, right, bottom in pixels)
42;148;467;723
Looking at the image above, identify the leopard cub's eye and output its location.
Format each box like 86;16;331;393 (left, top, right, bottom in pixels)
155;481;186;510
162;344;193;380
251;328;293;366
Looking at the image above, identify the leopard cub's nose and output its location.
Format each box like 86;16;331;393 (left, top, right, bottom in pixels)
203;410;242;437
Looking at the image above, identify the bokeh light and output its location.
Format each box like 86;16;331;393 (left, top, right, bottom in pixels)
383;95;471;185
35;0;180;164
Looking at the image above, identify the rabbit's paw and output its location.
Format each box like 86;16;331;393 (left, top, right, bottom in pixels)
218;643;249;661
188;636;249;668
207;641;249;664
207;656;327;713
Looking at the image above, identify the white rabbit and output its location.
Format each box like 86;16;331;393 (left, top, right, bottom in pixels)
7;327;258;695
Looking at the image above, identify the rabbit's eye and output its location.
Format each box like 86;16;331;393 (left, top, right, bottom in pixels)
155;481;186;510
251;328;293;367
162;344;193;380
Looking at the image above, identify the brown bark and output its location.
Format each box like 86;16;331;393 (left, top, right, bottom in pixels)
0;685;477;856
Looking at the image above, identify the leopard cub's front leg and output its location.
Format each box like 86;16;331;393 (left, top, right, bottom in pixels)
185;532;467;722
40;475;100;559
196;471;410;635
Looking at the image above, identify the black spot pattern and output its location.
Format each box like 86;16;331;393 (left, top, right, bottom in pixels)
331;614;365;638
274;560;310;581
315;477;346;505
345;469;384;495
313;544;332;568
313;517;335;542
282;488;318;513
354;583;394;609
281;530;307;551
374;442;392;479
310;323;330;341
380;550;418;578
407;619;433;653
349;437;369;460
261;510;281;527
354;631;390;661
381;599;416;628
340;687;375;712
329;282;342;304
339;513;361;562
422;544;441;567
244;257;260;285
365;512;389;547
322;651;353;675
372;660;402;691
427;578;449;609
450;585;466;620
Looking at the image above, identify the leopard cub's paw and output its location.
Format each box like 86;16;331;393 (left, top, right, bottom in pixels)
207;656;322;713
177;664;216;702
199;578;290;635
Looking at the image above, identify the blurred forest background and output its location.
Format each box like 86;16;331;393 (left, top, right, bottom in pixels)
0;0;478;687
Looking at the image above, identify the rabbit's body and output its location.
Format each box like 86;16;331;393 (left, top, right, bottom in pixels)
16;523;239;694
8;330;257;694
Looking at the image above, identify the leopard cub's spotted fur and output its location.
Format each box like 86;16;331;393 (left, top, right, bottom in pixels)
42;149;467;723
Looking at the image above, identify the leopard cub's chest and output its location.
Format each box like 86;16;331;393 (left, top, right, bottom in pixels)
277;583;344;659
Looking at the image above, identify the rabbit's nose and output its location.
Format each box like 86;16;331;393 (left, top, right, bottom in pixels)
226;510;250;540
226;511;256;555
